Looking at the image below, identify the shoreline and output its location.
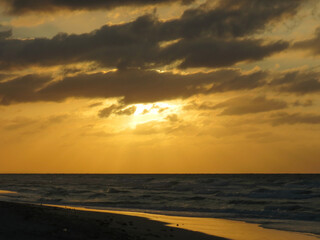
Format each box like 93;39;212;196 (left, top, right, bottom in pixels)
47;204;320;240
0;201;319;240
41;202;320;237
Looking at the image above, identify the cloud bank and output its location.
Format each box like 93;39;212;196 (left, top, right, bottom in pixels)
1;0;194;15
0;69;267;105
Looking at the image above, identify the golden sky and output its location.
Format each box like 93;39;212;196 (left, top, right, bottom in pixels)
0;0;320;173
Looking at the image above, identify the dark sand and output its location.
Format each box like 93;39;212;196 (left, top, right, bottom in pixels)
0;201;227;240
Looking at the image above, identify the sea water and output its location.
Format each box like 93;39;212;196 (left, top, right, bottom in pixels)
0;174;319;236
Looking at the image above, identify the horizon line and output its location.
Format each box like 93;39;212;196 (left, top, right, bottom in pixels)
0;172;319;175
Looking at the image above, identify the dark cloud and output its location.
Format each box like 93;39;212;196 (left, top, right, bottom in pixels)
196;96;288;115
0;29;287;70
61;67;82;76
1;0;194;15
0;0;301;70
161;38;288;69
0;74;51;105
1;0;304;40
40;69;268;104
0;69;268;105
271;71;320;94
293;27;320;55
271;112;320;125
0;15;160;70
88;102;103;108
98;104;121;118
115;106;137;116
210;71;268;92
98;104;136;118
0;28;288;71
161;0;303;40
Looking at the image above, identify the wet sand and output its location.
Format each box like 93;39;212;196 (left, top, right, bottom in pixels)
0;201;226;240
0;190;17;194
101;210;319;240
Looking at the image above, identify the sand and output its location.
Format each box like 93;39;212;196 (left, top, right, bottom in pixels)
0;201;225;240
0;201;318;240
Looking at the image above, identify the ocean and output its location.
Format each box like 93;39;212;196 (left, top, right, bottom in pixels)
0;174;319;236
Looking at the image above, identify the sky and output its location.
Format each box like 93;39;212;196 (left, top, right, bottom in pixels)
0;0;320;173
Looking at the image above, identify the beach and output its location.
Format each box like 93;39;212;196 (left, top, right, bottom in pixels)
0;201;225;240
0;201;319;240
0;174;319;239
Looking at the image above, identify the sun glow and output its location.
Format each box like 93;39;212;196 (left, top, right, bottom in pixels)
127;102;180;127
134;104;153;116
133;102;176;116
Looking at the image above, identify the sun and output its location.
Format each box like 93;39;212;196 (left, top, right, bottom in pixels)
133;104;153;116
133;102;176;116
128;102;180;127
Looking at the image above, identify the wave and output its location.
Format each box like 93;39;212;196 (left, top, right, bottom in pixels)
0;174;319;235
